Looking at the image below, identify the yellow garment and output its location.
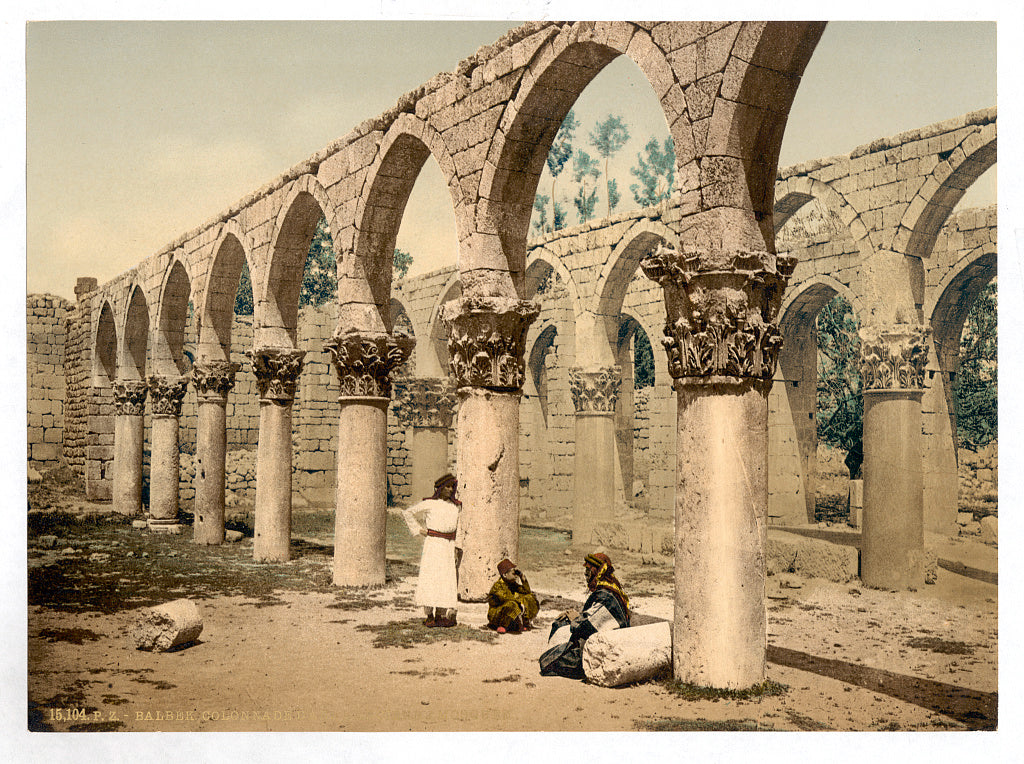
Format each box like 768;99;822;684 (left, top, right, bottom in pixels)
486;574;539;630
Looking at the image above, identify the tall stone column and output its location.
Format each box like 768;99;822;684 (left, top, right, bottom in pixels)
569;366;621;546
112;380;148;516
191;360;240;545
642;244;796;690
393;378;457;503
248;346;305;562
441;295;539;601
328;331;414;587
147;375;188;532
859;324;930;589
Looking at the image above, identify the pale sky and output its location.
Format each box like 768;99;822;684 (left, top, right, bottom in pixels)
24;17;1000;301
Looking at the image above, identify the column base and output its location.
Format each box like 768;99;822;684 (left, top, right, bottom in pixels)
147;519;184;534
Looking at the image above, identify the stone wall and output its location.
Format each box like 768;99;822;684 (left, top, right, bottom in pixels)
27;294;73;469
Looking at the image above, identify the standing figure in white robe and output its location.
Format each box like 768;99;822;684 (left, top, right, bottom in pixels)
401;473;463;627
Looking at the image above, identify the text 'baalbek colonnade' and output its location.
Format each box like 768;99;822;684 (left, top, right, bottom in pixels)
72;20;996;690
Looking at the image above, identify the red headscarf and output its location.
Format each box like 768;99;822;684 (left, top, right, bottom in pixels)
425;473;462;505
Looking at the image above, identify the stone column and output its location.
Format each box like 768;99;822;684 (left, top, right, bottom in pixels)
327;331;414;587
441;296;539;601
859;324;930;589
569;365;621;546
248;346;305;562
393;378;457;503
112;380;148;516
642;244;796;690
191;360;240;545
146;375;188;532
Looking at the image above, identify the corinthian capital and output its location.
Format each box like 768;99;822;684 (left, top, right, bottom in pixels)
112;379;148;416
640;244;796;382
190;360;241;402
440;295;540;391
147;374;189;416
859;324;930;391
392;377;457;428
569;366;621;414
247;346;306;402
325;331;415;399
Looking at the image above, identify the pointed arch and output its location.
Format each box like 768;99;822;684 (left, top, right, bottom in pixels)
774;175;876;256
423;271;462;377
119;282;150;380
154;254;193;376
93;299;118;386
199;219;255;362
260;175;334;347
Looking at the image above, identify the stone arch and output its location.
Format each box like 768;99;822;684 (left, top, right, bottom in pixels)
929;242;997;373
480;22;688;278
199;220;255;362
596;219;679;319
119;282;149;380
93;299;118;386
613;312;655;507
527;323;559;427
705;21;827;247
260;175;334;347
153;254;193;377
771;276;862;525
899;123;997;258
774;176;876;255
353;115;466;327
524;247;583;318
423;272;462;377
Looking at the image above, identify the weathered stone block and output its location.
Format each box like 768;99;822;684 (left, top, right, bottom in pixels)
582;621;672;687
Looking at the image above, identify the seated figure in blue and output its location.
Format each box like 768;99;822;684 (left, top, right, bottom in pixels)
539;552;631;679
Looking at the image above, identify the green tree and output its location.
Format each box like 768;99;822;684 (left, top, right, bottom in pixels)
299;217;337;308
954;280;997;449
816;295;864;479
572;149;600;224
546;109;578;231
234;259;254;315
630;136;676;207
589;114;630;216
633;328;655;388
532;194;551;236
393;247;413;280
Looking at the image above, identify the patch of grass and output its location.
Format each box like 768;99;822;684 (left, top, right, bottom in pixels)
797;603;820;612
786;709;834;731
355;620;500;649
36;627;103;645
635;717;762;731
101;694;129;705
390;668;458;678
905;636;975;655
660;678;789;702
482;674;521;684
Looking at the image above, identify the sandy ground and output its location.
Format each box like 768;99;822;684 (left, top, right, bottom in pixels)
26;503;998;736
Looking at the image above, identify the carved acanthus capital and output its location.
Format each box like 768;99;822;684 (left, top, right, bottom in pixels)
325;331;415;399
569;366;621;414
640;244;796;382
190;360;241;402
441;296;540;391
392;378;457;428
859;324;931;391
112;379;148;416
247;347;306;402
147;375;189;416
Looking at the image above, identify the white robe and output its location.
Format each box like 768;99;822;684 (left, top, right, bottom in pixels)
402;499;461;610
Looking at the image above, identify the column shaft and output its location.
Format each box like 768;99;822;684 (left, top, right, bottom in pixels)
456;388;522;601
195;399;228;545
334;398;389;586
113;414;144;516
674;381;768;688
573;413;617;545
410;427;450;502
861;391;925;588
148;415;181;529
254;400;294;562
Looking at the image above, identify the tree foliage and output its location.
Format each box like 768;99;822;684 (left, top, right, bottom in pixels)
393;247;413;280
630;136;676;207
233;259;254;316
954;280;997;449
589;114;630;216
546;109;578;232
815;295;864;479
633;327;655;388
572;149;601;223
